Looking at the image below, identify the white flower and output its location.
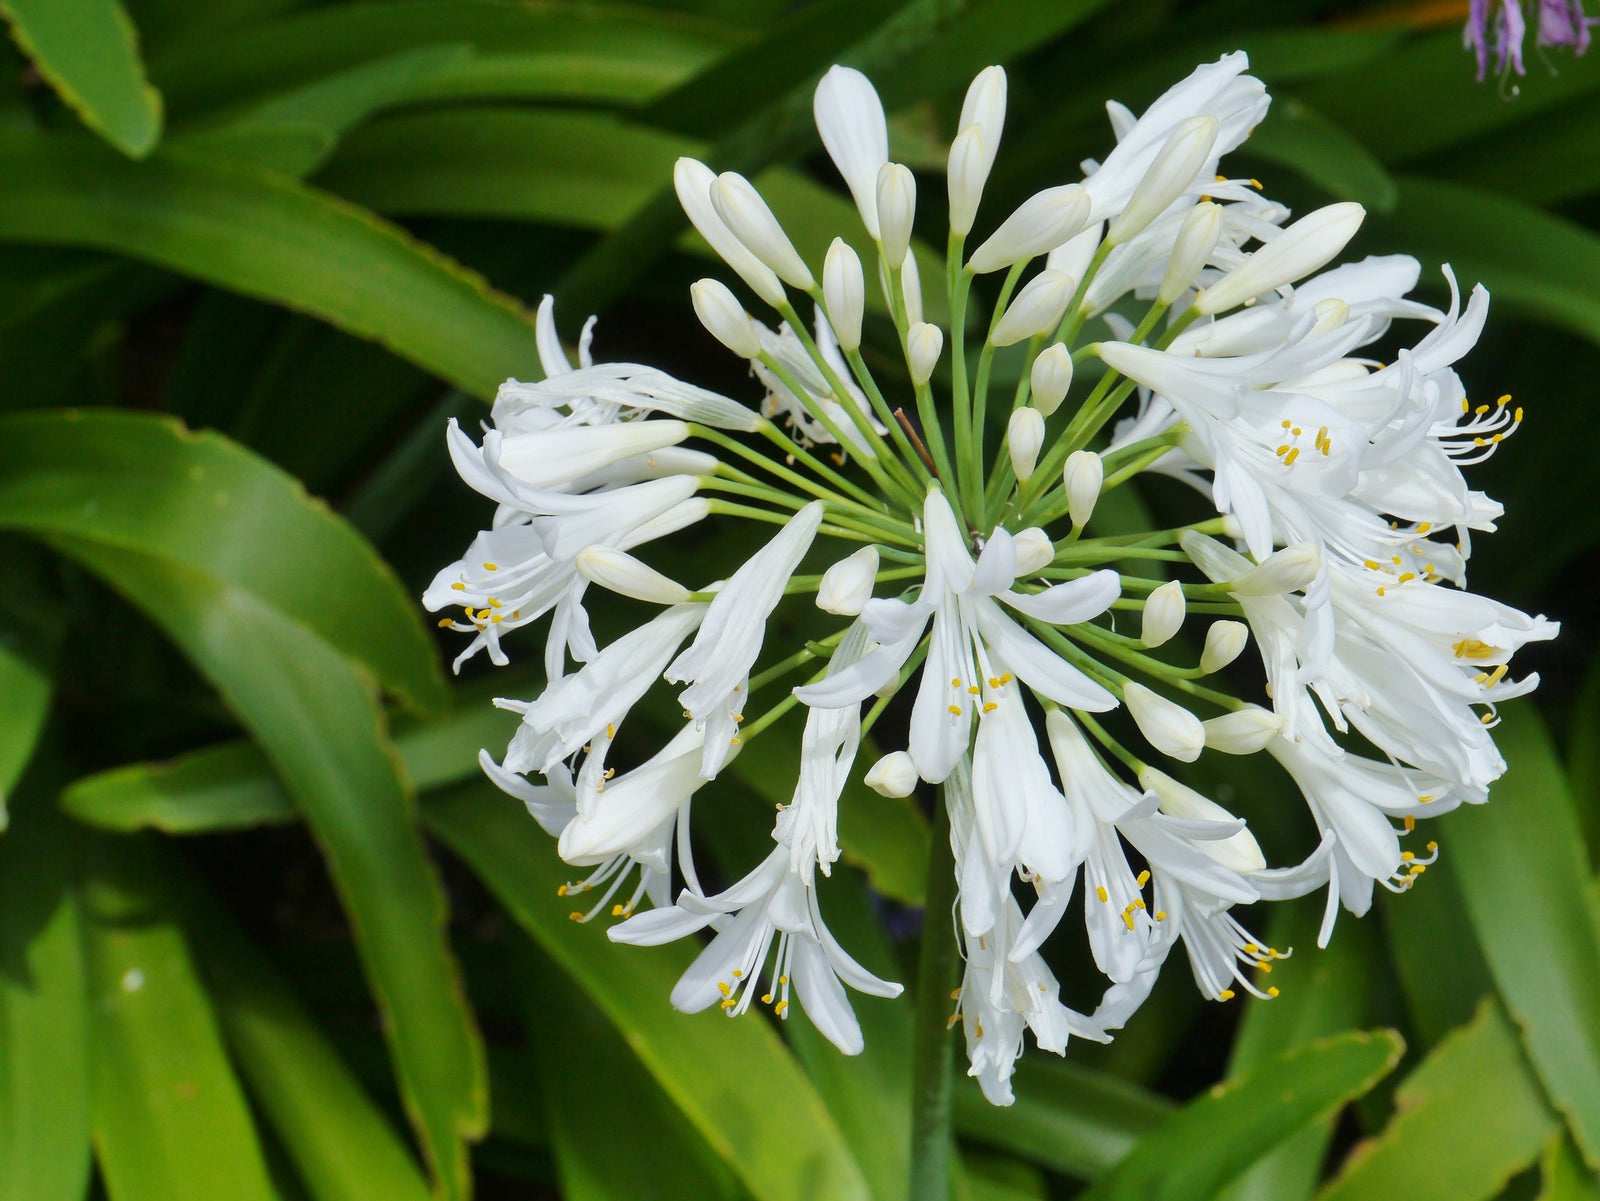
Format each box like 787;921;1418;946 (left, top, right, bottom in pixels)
864;750;918;797
816;546;879;616
814;66;889;238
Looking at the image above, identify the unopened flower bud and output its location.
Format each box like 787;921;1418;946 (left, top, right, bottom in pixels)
1308;297;1349;340
1200;620;1249;673
907;322;942;385
710;172;814;291
1138;766;1266;872
958;64;1007;158
1232;542;1320;596
1030;343;1074;416
1064;449;1103;528
864;751;918;797
816;546;879;616
824;238;865;352
876;162;916;269
1140;580;1185;648
969;184;1091;274
1195;202;1366;315
1012;527;1054;576
1007;408;1045;482
691;278;763;358
575;545;691;604
901;250;924;325
1124;682;1204;762
1158;201;1222;305
990;269;1074;347
947;125;989;238
1203;706;1283;755
674;158;785;307
1108;116;1219;246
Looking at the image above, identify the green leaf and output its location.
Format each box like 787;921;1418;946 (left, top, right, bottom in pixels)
1317;999;1556;1201
1078;1030;1403;1201
1541;1136;1600;1201
0;413;485;1197
0;641;49;828
148;0;743;115
1438;704;1600;1169
1566;653;1600;869
0;411;442;711
953;1057;1172;1183
189;883;435;1201
1239;95;1396;212
82;835;280;1201
424;780;874;1201
1379;847;1495;1049
0;794;91;1201
0;0;162;156
0;130;544;400
1416;92;1600;207
1371;177;1600;349
1220;897;1377;1201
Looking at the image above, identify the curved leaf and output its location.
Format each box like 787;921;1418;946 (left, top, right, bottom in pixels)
83;835;280;1201
0;0;162;156
1439;704;1600;1169
0;642;49;829
1240;95;1396;211
424;780;874;1201
0;130;543;400
1317;1000;1556;1201
1079;1030;1404;1201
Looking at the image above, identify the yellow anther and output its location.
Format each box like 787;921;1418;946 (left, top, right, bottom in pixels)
1401;851;1415;861
1404;815;1416;832
732;969;744;978
1122;910;1136;931
1486;664;1509;687
1291;426;1302;436
557;884;569;897
606;723;615;738
569;911;584;921
1498;393;1512;406
450;581;466;592
950;987;963;999
1248;177;1263;189
1136;870;1151;887
483;562;499;571
717;981;732;997
487;597;502;608
1474;436;1487;447
1398;572;1415;584
1376;587;1387;596
1409;864;1427;876
981;702;997;713
1268;986;1281;998
1243;943;1259;954
778;975;788;986
1284;448;1301;465
1256;961;1272;973
951;677;961;687
733;713;745;723
1481;712;1495;725
437;618;453;628
1096;886;1109;903
1476;404;1490;415
1281;419;1293;429
1418;521;1433;534
1155;910;1167;921
1219;989;1236;1001
1515;406;1524;422
948;705;963;716
490;615;502;624
761;993;773;1004
999;673;1012;684
989;677;1001;687
968;685;981;695
1454;638;1495;659
1418;794;1434;803
1364;559;1381;570
1275;444;1290;457
611;904;625;916
1133;898;1147;910
947;1015;961;1029
1427;841;1438;851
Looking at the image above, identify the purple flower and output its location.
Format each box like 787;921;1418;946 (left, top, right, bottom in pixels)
1467;0;1597;80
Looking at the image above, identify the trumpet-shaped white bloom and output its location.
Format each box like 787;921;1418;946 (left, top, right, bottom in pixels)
433;50;1549;1098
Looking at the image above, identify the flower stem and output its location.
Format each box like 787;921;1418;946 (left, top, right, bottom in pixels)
909;787;961;1201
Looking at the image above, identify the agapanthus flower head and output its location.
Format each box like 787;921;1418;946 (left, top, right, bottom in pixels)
1466;0;1596;80
429;51;1554;1098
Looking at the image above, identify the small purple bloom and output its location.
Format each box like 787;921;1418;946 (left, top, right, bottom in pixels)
1467;0;1597;80
1539;0;1598;52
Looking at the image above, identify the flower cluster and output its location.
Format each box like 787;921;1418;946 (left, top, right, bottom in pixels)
427;53;1555;1103
1465;0;1595;80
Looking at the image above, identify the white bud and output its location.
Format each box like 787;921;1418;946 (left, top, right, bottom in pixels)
989;269;1074;347
1123;682;1204;762
674;158;785;308
575;546;691;604
958;65;1007;159
900;249;925;326
1199;620;1249;673
907;322;943;386
864;751;918;798
1195;202;1366;315
1063;449;1103;528
816;546;879;616
690;278;763;358
1107;116;1219;246
1158;201;1222;305
710;172;814;291
1030;343;1074;416
1232;542;1320;596
876;162;917;269
1012;527;1054;576
1047;221;1103;283
968;184;1091;274
1140;580;1185;648
814;65;889;238
947;126;988;238
1203;706;1283;755
1007;408;1045;482
823;238;865;353
1308;297;1349;339
1137;766;1266;872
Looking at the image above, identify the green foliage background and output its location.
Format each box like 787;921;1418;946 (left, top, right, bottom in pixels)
1;1;1598;1198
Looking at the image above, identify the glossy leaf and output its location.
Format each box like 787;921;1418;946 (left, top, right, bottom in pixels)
1439;704;1600;1169
1078;1030;1403;1201
0;794;91;1201
0;642;49;828
82;835;280;1201
953;1057;1172;1182
1317;1000;1556;1201
0;131;544;401
424;780;874;1201
0;0;162;156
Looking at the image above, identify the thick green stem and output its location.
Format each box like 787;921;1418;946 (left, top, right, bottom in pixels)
909;791;961;1201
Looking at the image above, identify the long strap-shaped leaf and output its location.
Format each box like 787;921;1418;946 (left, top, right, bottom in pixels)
0;129;541;400
0;0;162;157
0;413;484;1199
